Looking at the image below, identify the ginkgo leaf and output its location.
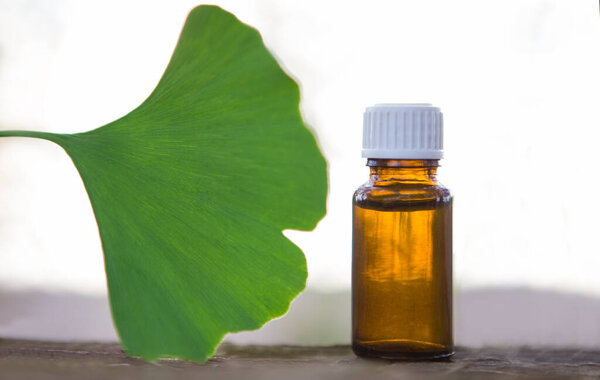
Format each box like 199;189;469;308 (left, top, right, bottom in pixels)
0;5;327;362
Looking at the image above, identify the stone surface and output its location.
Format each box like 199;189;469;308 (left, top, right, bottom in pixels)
1;340;600;379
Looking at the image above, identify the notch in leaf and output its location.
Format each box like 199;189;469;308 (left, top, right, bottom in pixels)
0;5;327;362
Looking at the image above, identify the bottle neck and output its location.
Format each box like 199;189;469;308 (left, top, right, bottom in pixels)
367;159;440;184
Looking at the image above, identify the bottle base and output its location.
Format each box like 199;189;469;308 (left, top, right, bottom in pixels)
352;339;454;361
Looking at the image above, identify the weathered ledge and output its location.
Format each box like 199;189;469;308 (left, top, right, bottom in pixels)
1;339;599;379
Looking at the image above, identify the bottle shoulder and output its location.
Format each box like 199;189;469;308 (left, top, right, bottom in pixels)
353;180;452;211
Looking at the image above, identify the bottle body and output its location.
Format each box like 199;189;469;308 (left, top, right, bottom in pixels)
352;159;453;360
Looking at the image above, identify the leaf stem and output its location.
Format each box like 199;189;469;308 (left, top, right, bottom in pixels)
0;130;65;144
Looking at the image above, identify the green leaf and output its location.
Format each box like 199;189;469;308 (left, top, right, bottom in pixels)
0;5;327;362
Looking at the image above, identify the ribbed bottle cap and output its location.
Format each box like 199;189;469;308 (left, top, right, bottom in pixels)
362;103;443;159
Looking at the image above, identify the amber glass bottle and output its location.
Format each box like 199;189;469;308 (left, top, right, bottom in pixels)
352;104;453;360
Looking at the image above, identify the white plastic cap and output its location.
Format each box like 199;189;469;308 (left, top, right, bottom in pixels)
362;103;443;159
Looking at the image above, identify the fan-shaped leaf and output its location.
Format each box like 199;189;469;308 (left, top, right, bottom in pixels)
0;5;327;362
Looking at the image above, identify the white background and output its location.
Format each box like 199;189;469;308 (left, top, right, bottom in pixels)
0;0;599;309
